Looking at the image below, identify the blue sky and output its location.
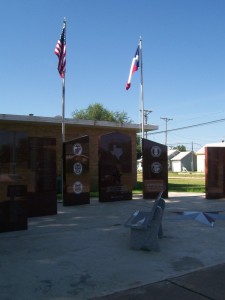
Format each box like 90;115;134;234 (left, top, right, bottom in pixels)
1;0;225;151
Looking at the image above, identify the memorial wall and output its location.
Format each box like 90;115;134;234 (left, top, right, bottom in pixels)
0;131;57;232
99;132;132;202
142;139;168;199
205;147;225;199
63;136;90;206
0;130;28;232
27;137;57;217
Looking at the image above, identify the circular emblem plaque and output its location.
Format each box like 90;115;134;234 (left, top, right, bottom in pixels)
73;143;83;155
73;162;83;175
73;181;83;194
151;146;162;157
151;162;162;174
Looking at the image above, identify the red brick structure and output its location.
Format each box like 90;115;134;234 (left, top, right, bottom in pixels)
0;114;158;190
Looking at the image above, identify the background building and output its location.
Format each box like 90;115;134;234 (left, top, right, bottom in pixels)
171;151;197;172
168;149;180;171
196;142;225;173
0;114;158;191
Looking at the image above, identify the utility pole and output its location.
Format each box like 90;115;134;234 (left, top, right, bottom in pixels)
161;117;173;145
140;109;152;139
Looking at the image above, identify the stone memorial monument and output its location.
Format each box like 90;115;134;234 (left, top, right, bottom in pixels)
205;147;225;199
99;132;132;202
63;136;90;205
27;137;57;217
142;139;168;199
0;130;28;232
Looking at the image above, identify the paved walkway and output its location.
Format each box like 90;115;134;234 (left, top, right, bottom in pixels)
0;192;225;299
94;263;225;299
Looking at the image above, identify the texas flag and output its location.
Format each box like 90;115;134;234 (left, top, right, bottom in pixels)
126;46;140;90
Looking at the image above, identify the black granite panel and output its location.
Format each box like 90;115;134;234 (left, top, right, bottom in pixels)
142;139;168;199
27;137;57;216
99;132;132;202
205;147;225;199
0;131;28;232
63;136;90;205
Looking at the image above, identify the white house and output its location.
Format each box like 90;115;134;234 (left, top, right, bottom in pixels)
196;142;225;173
171;151;197;172
168;149;180;170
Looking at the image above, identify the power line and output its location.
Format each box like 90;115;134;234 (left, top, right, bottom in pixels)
150;118;225;135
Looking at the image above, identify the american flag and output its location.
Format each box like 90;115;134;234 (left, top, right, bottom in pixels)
54;19;66;78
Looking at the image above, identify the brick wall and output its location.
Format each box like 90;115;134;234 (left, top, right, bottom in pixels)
0;120;137;191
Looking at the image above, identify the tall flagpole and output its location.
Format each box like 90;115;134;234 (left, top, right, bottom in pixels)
125;37;144;139
61;18;66;202
54;17;66;142
61;17;66;143
139;36;145;139
61;70;65;202
54;17;66;200
62;77;65;143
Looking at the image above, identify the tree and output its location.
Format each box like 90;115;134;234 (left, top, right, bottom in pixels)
172;145;186;152
72;103;132;123
136;136;142;159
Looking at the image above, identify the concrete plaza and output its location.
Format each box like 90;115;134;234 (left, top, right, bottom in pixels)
1;192;225;299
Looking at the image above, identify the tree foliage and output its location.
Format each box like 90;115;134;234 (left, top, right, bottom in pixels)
136;136;142;159
172;145;186;152
72;103;132;123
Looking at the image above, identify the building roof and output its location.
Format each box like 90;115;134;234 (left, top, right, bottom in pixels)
196;143;225;155
168;149;180;159
171;151;192;161
0;114;158;133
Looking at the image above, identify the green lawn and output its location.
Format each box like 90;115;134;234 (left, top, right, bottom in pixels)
88;172;206;198
136;172;205;193
169;172;205;192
